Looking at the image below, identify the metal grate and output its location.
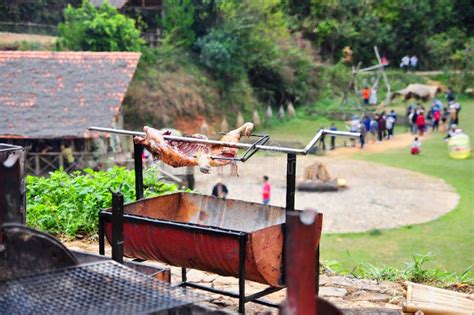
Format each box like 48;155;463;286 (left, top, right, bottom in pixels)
0;261;208;315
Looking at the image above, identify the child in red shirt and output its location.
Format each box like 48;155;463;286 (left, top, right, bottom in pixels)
262;176;271;205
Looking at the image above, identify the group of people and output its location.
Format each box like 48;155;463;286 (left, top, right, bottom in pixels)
400;55;418;71
335;110;399;149
409;87;463;155
406;88;462;137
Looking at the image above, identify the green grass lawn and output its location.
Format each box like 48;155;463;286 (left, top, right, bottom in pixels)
321;96;474;274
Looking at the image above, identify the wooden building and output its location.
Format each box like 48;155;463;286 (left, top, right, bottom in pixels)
0;51;140;175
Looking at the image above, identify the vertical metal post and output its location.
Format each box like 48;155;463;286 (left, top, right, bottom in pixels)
285;211;321;315
133;142;144;201
285;153;296;212
111;191;124;263
316;246;320;296
98;215;105;255
182;267;187;283
238;233;247;314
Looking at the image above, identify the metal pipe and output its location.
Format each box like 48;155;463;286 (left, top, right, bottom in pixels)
133;143;144;201
88;126;359;155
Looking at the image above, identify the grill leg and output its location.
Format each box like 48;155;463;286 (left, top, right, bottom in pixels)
99;215;105;255
238;234;247;314
111;192;124;263
182;267;187;283
285;153;297;211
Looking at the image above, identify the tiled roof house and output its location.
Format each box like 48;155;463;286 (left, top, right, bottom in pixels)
0;51;140;139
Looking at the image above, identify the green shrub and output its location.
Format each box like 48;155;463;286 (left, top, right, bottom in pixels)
26;167;177;237
160;0;196;49
196;28;246;82
56;0;144;52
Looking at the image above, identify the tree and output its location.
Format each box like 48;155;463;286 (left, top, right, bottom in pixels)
160;0;196;48
57;0;144;52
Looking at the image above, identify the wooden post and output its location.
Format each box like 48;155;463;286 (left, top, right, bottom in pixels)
34;155;40;176
374;46;391;105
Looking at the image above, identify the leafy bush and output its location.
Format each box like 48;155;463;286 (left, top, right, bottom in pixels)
196;29;246;82
159;0;196;49
57;0;144;52
26;167;177;237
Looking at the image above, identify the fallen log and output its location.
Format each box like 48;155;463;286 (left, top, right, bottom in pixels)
297;179;339;192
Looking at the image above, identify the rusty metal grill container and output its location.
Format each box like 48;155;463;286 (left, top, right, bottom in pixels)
102;192;289;287
0;261;207;314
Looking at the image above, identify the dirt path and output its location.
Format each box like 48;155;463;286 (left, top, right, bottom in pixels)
191;131;458;233
193;154;458;233
326;132;431;158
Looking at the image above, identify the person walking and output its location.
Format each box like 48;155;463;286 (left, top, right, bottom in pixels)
441;107;449;132
389;110;397;135
432;109;441;132
359;123;366;149
449;101;458;125
262;176;271;205
377;114;386;142
416;112;426;136
211;178;229;199
386;114;396;139
453;100;461;125
370;116;378;143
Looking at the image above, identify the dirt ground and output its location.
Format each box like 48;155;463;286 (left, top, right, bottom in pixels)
326;132;429;157
193;151;458;233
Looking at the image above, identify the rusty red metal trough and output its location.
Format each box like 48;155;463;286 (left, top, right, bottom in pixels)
101;192;290;287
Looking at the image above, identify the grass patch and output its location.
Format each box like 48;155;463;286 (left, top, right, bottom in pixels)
324;253;473;287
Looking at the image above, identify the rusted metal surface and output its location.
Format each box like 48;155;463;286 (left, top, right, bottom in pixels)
104;192;287;286
284;210;323;315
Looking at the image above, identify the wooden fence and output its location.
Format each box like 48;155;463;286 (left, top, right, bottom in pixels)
26;152;94;176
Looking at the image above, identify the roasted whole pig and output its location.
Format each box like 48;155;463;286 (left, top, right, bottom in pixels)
134;122;254;174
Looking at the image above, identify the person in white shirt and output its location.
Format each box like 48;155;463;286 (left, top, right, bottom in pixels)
411;137;421;155
400;55;410;71
410;55;418;71
386;115;396;139
369;87;378;105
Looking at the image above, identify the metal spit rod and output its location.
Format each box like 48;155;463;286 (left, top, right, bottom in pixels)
88;126;359;155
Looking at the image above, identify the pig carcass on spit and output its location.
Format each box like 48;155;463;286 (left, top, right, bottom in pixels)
134;122;254;174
